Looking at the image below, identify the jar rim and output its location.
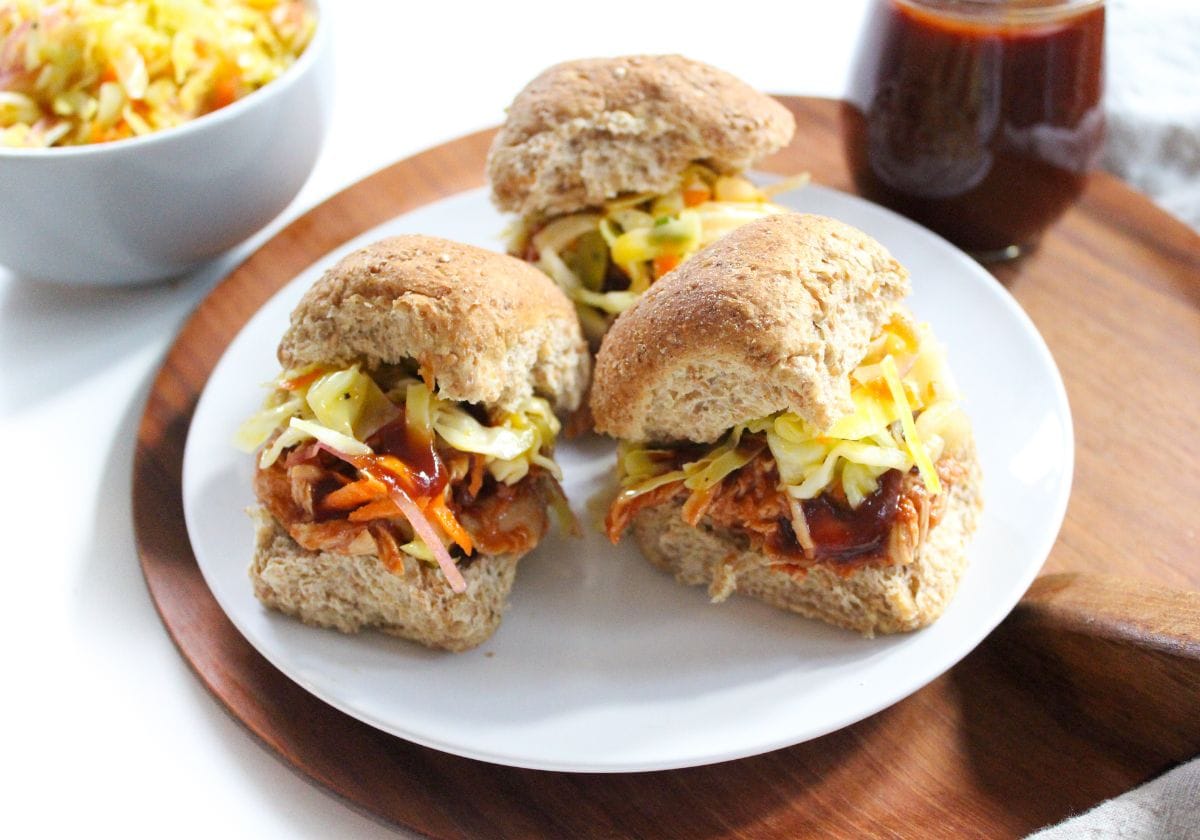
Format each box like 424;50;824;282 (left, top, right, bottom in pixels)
894;0;1104;25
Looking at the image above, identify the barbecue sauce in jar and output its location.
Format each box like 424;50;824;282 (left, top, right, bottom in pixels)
842;0;1105;259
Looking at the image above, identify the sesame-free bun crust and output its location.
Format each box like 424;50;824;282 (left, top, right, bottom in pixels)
249;509;521;652
487;55;795;218
278;235;590;414
590;214;911;443
630;443;983;636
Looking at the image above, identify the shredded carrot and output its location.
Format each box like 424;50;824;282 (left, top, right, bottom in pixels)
323;476;386;510
347;498;402;522
864;379;892;403
281;367;325;391
467;454;485;498
427;493;474;554
211;70;237;110
653;254;681;278
683;185;711;207
885;315;920;352
89;123;130;144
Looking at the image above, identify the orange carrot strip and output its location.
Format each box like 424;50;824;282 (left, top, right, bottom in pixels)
886;315;920;352
653;254;681;278
323;476;387;510
467;454;485;498
427;493;474;555
210;62;238;110
348;498;402;522
281;367;325;391
683;186;711;207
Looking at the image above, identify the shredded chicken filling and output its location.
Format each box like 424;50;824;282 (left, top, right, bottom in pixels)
607;437;963;573
256;441;553;575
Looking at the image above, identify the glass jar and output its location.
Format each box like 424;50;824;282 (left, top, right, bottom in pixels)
842;0;1105;260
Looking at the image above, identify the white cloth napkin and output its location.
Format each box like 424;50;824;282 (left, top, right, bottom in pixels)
1101;0;1200;230
1029;757;1200;839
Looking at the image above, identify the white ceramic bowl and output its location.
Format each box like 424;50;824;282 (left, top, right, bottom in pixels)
0;0;332;286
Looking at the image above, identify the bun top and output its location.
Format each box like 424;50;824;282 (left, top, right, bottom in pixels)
278;236;590;414
590;214;910;443
487;55;795;219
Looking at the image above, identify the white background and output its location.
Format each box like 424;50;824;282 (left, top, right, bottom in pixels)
0;1;1194;837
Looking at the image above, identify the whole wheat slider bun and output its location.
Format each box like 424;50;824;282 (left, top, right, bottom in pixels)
487;54;795;219
279;235;590;414
252;235;590;651
590;213;981;636
250;511;519;652
590;213;911;444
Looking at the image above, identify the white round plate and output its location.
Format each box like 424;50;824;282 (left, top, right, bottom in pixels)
183;183;1073;772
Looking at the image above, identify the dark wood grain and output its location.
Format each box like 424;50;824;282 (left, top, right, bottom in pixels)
1017;573;1200;657
133;97;1200;838
985;573;1200;811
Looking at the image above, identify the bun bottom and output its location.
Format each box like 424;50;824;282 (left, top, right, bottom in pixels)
629;447;983;636
248;509;520;652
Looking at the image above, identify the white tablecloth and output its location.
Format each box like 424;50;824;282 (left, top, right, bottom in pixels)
2;2;1195;837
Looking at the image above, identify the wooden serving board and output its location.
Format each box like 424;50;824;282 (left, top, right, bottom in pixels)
133;97;1200;837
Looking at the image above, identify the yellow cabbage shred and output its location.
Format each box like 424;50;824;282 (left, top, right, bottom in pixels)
616;311;967;508
235;364;562;484
517;165;807;342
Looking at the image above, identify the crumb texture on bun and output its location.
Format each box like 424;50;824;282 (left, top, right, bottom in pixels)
487;55;795;218
249;511;520;652
278;235;590;414
630;440;983;635
590;213;911;443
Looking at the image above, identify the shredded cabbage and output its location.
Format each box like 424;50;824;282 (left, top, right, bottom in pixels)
1;0;315;148
479;396;563;484
399;538;434;562
680;429;763;493
616;310;967;508
433;404;535;461
880;355;941;495
233;393;303;453
236;364;563;485
514;164;807;342
287;417;371;458
306;366;396;440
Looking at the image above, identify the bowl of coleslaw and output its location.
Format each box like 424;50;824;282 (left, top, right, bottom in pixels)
0;0;331;285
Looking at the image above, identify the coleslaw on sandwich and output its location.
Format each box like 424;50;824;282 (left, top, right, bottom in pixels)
237;363;573;594
510;164;808;342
